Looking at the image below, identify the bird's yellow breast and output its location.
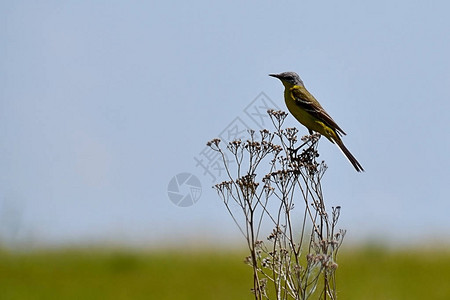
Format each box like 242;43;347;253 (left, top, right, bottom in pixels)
284;87;338;143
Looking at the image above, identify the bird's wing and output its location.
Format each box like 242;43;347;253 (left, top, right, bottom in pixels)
291;86;346;136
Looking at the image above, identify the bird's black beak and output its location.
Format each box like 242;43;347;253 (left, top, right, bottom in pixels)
269;73;280;79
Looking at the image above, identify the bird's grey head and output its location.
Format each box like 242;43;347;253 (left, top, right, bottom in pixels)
269;71;304;86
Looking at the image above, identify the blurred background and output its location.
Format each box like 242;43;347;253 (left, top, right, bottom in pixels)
2;1;450;299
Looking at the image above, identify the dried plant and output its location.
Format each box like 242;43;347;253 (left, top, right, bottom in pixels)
207;110;346;300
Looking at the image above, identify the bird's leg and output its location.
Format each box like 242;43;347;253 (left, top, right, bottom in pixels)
287;130;321;161
292;140;309;154
291;130;315;153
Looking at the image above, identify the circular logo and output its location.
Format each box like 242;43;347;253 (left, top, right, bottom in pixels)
167;173;202;207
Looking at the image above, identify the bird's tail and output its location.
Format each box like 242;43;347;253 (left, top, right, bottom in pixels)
335;139;364;172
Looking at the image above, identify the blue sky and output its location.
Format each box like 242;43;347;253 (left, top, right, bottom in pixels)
1;1;450;248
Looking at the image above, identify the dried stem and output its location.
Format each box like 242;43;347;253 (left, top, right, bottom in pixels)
208;110;345;299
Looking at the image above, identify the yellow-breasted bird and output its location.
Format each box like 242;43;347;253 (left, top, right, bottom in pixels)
269;71;364;172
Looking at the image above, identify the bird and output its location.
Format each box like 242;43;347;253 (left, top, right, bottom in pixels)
269;71;364;172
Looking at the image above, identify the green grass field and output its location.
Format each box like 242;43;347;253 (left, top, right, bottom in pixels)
1;246;449;299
